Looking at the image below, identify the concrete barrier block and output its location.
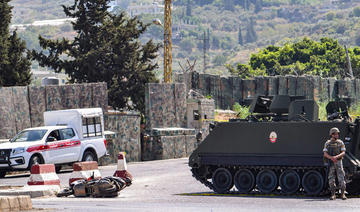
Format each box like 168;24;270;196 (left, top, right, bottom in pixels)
73;161;98;171
8;196;20;211
0;197;10;211
18;196;32;210
28;164;60;186
70;161;101;185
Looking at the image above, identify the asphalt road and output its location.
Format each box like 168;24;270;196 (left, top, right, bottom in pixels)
1;158;360;212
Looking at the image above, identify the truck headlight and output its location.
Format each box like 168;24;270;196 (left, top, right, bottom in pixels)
12;147;25;155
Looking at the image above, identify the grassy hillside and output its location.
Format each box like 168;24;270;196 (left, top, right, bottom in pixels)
10;0;73;24
9;0;360;78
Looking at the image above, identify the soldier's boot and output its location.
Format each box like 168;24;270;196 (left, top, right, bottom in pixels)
330;190;336;200
341;189;347;200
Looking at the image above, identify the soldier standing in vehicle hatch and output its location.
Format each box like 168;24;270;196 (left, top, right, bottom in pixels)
323;127;347;200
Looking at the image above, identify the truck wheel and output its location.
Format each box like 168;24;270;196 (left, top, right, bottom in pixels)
82;151;97;162
28;155;44;169
55;165;62;173
0;171;6;178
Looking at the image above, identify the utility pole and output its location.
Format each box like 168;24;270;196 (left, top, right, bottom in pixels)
164;0;172;83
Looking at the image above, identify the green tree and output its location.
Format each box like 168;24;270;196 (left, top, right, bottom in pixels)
180;37;195;53
212;55;227;66
224;0;234;11
353;6;360;17
326;12;335;21
238;26;243;45
186;0;192;16
245;18;257;43
254;0;262;13
0;0;32;86
233;37;352;78
32;0;160;113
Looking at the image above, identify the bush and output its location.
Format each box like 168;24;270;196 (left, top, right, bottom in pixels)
326;12;336;21
355;33;360;46
353;7;360;17
212;55;227;66
232;103;250;119
180;38;195;53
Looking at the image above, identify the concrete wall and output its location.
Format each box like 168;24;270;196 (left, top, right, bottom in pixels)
145;83;187;129
0;82;108;139
103;111;141;163
176;72;360;109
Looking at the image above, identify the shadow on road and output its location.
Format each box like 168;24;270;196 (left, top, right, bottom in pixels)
177;192;360;200
5;169;73;179
176;192;328;200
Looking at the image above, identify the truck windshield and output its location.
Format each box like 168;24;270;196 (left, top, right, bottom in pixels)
11;130;48;142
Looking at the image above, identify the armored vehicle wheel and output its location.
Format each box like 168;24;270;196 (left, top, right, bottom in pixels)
302;170;324;195
256;169;278;193
346;179;360;195
234;169;255;193
212;168;233;193
279;170;300;194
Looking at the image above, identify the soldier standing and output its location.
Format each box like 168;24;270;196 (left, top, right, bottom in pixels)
323;127;347;200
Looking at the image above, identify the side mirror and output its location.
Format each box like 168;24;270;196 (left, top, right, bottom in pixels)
46;136;56;142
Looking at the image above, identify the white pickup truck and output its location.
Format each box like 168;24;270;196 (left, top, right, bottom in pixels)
0;108;107;178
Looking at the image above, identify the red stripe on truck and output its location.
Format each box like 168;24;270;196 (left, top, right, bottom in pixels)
26;140;81;152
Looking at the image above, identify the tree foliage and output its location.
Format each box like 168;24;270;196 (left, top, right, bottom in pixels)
32;0;160;113
230;37;360;79
245;18;257;44
0;0;32;86
238;26;243;45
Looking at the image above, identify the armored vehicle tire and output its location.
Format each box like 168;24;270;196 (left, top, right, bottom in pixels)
302;170;324;195
0;171;6;178
212;168;233;193
234;169;255;193
256;169;278;193
279;170;300;194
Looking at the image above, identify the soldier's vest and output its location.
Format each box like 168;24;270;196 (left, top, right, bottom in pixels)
324;139;343;165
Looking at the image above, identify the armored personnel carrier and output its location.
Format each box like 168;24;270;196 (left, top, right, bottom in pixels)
189;95;360;195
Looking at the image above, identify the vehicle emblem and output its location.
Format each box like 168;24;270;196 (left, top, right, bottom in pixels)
0;151;4;155
269;131;277;143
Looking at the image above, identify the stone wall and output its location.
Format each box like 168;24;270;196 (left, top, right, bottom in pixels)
176;72;360;109
143;128;197;161
0;82;108;139
145;83;187;129
103;111;141;163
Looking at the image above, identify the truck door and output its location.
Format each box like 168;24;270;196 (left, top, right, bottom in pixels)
45;129;81;163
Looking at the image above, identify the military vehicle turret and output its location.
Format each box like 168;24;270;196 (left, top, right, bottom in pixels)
189;95;360;195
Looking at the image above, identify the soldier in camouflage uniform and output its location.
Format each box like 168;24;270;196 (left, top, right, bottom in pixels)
323;127;347;200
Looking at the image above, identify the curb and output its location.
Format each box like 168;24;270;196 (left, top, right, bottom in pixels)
0;185;60;198
0;195;32;211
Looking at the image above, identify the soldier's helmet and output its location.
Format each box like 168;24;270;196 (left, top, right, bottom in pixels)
329;127;340;135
